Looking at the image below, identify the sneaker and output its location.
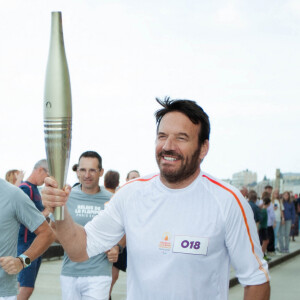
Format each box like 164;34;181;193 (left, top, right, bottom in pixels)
268;252;275;256
263;255;272;262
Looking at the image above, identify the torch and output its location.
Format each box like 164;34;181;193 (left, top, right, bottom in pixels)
44;11;72;220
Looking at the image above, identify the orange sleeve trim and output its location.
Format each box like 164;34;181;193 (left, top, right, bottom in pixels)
111;174;160;199
202;174;269;282
121;174;159;188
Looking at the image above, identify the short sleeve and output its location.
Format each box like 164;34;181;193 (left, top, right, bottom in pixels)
85;194;125;258
13;188;45;232
225;194;269;286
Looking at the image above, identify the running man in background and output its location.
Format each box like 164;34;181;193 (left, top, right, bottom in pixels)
17;159;52;300
0;178;54;299
42;97;270;300
56;151;120;300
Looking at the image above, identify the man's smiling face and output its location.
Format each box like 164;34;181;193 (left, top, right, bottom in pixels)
155;111;207;186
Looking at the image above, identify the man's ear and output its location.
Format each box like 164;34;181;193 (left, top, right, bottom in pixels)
199;139;209;161
100;168;104;177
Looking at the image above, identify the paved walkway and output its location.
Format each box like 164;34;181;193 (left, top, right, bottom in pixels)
31;237;300;300
230;254;300;300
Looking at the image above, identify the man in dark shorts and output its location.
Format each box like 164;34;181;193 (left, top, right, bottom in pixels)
259;198;271;262
17;159;51;299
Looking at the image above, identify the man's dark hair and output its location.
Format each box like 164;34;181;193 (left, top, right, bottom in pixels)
78;151;102;170
248;190;257;202
104;170;120;189
261;191;270;200
72;164;78;172
155;97;210;146
264;185;273;190
263;197;271;205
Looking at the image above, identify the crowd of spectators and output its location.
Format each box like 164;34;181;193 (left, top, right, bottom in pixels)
241;185;299;261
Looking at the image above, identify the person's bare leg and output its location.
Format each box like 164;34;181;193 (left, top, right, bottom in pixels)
109;266;120;299
17;287;34;300
261;240;269;254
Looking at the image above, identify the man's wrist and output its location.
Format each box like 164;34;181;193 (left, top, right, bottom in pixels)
17;254;31;268
117;243;124;254
16;257;24;269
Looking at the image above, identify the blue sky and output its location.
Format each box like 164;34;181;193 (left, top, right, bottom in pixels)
1;0;299;185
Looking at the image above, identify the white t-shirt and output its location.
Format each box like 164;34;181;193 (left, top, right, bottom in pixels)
273;199;282;222
85;172;269;300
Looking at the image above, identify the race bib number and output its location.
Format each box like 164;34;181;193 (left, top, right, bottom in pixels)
173;235;209;255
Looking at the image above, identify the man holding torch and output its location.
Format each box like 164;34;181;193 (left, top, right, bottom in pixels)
42;97;270;300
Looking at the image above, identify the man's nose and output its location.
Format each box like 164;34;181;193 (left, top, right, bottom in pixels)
162;137;176;151
83;170;91;177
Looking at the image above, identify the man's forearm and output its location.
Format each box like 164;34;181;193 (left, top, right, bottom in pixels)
244;282;270;300
24;221;55;261
52;206;89;262
117;235;126;248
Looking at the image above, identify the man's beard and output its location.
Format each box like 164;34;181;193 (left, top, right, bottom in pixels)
157;146;201;184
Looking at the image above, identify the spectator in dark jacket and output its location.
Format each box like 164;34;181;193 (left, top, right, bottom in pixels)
248;190;260;230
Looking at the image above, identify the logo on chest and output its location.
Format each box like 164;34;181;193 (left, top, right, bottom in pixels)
158;232;172;254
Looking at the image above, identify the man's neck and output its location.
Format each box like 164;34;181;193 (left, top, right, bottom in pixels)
81;185;100;195
26;174;38;186
160;169;201;189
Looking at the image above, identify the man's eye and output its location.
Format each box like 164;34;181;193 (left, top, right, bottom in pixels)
158;135;166;140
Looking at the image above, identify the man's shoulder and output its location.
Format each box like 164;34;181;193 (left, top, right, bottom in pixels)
18;181;36;194
99;186;113;199
200;172;241;197
248;200;256;207
0;179;41;218
199;172;249;216
0;179;28;201
69;185;111;201
249;201;259;210
117;173;159;193
126;173;159;186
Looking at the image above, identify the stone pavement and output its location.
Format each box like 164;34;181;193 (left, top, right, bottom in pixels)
31;237;300;300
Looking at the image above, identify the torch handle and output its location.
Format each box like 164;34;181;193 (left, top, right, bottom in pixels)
53;207;64;220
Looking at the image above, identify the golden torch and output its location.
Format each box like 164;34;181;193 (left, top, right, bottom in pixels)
44;12;72;220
